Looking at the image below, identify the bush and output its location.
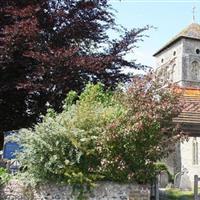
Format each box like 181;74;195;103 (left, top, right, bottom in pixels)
13;83;124;187
13;77;183;187
0;167;11;185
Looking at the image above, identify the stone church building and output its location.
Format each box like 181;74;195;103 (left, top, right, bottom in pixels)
154;23;200;189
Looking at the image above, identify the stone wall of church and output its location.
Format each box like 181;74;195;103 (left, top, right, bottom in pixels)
154;39;183;85
155;38;200;88
163;137;200;190
182;38;200;87
179;137;200;188
163;142;181;176
165;137;200;190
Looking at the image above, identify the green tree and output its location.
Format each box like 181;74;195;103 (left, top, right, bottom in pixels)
13;75;183;187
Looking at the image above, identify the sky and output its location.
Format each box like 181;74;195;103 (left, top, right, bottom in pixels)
109;0;200;69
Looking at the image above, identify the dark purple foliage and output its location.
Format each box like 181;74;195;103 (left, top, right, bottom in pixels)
0;0;149;147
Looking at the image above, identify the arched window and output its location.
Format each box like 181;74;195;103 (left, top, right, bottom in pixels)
191;61;200;80
193;137;198;165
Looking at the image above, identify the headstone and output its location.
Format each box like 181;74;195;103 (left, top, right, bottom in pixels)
159;171;169;188
179;173;192;190
194;175;200;200
174;172;181;188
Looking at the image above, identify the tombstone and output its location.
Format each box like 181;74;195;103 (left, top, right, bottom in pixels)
3;131;20;160
174;172;181;188
159;171;169;188
194;175;200;200
179;173;192;191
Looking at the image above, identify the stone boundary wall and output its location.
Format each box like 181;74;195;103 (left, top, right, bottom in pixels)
0;180;150;200
159;190;168;200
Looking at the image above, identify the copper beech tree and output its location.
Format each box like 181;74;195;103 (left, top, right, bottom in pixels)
0;0;149;146
101;74;185;183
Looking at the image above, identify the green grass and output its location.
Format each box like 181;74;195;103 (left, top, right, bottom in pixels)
164;189;193;200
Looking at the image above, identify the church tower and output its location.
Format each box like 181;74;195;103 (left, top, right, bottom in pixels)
154;23;200;190
154;23;200;88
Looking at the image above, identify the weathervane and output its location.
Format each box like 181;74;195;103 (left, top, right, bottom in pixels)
193;5;196;22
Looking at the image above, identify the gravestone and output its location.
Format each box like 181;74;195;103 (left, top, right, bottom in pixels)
179;173;192;190
174;172;181;188
159;171;169;188
194;175;200;200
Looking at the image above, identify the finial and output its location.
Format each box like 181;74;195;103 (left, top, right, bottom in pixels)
193;5;196;22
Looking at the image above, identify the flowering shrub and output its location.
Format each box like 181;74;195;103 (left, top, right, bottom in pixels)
13;76;183;187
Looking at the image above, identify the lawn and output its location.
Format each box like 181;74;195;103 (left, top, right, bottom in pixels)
162;189;194;200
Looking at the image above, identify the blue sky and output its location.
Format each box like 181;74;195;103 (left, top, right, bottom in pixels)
110;0;200;68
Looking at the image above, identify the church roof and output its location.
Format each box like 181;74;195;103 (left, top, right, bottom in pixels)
173;88;200;136
153;23;200;56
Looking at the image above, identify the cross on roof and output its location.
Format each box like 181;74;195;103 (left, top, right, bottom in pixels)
193;6;196;22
